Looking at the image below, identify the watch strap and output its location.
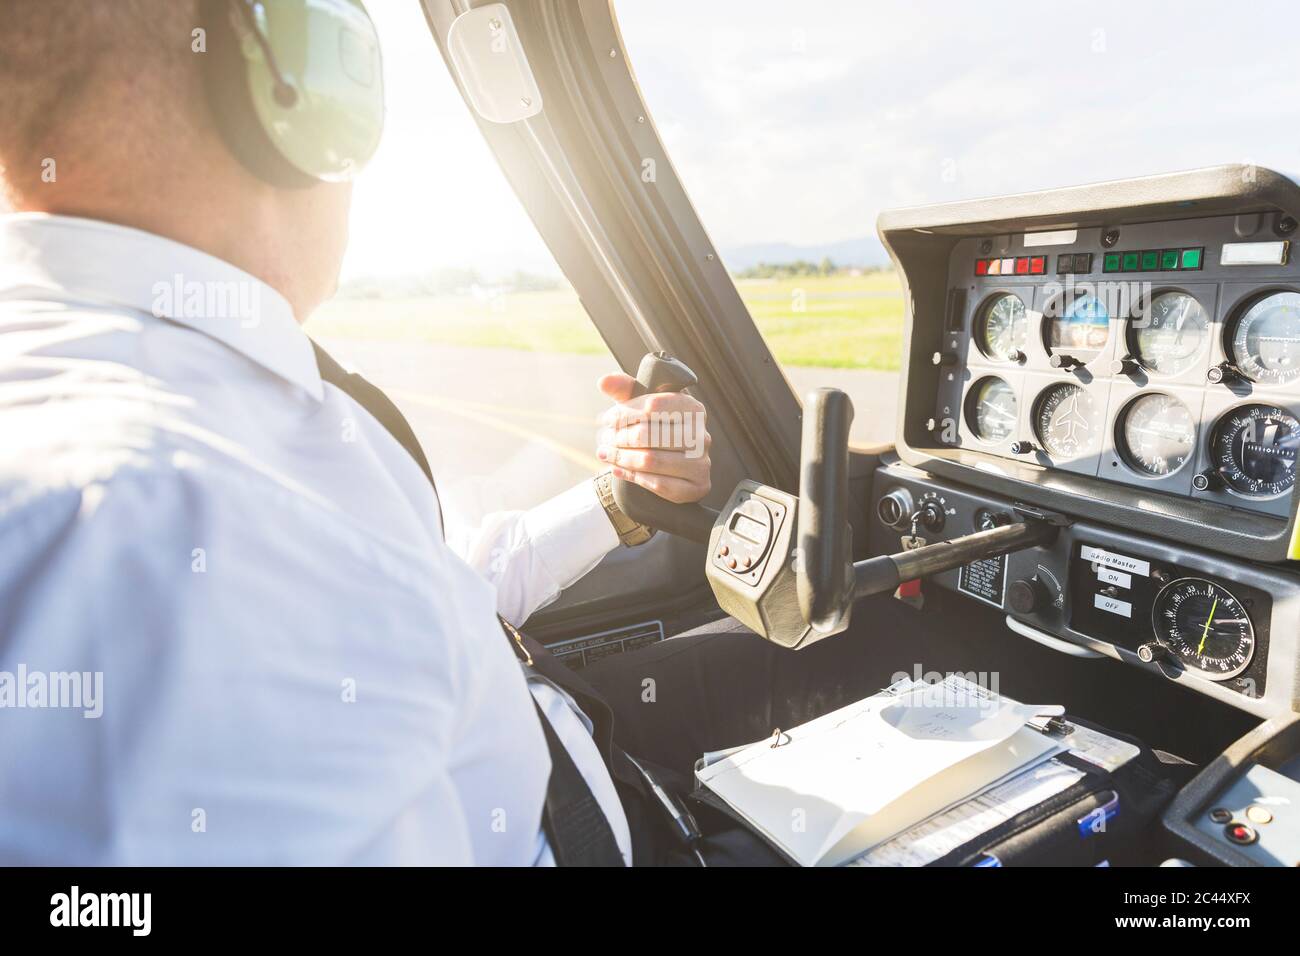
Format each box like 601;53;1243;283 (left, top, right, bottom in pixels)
594;470;657;547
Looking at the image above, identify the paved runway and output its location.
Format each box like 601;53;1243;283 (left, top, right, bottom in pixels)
317;339;899;522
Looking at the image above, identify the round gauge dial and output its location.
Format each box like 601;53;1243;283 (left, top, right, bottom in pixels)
1128;291;1208;376
965;377;1017;444
1208;404;1299;497
1117;393;1196;477
975;293;1027;362
1228;291;1300;385
1045;292;1110;364
1151;577;1255;681
1033;383;1100;458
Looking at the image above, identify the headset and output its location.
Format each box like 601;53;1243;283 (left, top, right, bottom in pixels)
200;0;385;188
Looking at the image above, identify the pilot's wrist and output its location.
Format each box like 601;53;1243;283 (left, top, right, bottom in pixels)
594;470;657;547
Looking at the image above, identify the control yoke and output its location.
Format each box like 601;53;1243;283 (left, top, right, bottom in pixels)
612;353;1058;649
609;352;719;543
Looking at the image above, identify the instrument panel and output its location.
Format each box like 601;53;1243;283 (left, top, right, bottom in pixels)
869;461;1297;718
934;212;1300;519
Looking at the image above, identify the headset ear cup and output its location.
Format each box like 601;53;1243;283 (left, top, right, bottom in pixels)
199;0;315;188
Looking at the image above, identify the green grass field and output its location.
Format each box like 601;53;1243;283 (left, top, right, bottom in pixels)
306;271;906;371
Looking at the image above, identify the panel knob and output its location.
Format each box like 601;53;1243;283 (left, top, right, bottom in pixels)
1008;578;1047;615
1010;439;1036;455
917;500;946;533
1193;469;1224;492
1050;353;1080;370
932;351;958;367
1137;642;1168;664
1207;362;1240;385
1111;356;1138;375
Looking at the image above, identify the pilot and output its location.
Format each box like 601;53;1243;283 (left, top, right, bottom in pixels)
0;0;875;865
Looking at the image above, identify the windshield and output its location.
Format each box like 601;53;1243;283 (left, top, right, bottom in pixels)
617;0;1300;444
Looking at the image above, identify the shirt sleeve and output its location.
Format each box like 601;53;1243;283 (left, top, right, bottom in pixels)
0;468;477;866
445;479;621;626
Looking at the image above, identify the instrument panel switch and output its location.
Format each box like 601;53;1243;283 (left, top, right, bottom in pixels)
1224;822;1258;846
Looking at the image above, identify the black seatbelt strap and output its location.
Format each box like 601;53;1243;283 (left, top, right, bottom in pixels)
310;339;625;866
310;342;435;486
531;699;626;866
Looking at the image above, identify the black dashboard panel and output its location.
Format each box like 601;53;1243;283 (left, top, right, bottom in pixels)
878;165;1300;563
869;459;1298;718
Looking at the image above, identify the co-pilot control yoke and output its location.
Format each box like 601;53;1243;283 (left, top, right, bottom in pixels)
612;353;1057;648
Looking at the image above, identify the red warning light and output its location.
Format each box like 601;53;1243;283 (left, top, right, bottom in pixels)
975;259;989;276
1029;256;1046;275
1015;257;1030;275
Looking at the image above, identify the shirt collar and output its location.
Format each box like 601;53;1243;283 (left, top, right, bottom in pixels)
0;213;324;401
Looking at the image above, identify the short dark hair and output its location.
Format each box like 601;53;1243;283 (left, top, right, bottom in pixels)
0;0;202;197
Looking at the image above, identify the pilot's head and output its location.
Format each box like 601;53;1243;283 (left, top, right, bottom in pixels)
0;0;384;321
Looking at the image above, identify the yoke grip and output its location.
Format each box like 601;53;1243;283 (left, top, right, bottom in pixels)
609;352;718;544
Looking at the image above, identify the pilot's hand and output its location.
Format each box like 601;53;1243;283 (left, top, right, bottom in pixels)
596;373;712;504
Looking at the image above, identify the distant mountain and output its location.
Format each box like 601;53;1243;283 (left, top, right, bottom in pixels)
720;236;890;272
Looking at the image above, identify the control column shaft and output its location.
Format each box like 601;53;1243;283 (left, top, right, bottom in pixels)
853;519;1057;599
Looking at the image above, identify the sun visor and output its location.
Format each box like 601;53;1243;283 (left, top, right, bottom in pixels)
447;3;543;124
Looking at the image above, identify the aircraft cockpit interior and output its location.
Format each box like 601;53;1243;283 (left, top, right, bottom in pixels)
610;164;1300;869
6;0;1300;902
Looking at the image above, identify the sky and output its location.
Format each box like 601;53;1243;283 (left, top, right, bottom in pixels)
340;0;1300;280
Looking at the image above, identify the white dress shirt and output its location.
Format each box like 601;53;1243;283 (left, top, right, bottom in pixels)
0;213;631;865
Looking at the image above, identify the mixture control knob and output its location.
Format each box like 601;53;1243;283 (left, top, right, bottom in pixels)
1008;577;1048;615
1137;642;1168;664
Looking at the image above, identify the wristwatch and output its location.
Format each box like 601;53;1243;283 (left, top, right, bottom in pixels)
594;470;657;547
